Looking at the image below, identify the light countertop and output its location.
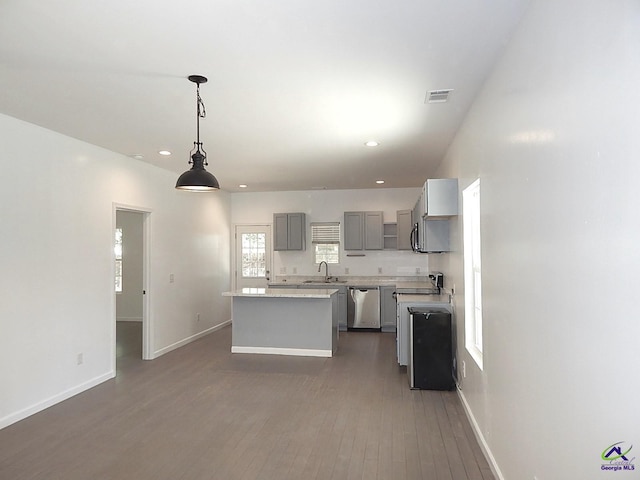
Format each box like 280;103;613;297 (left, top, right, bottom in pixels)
269;276;435;289
395;281;434;290
223;287;339;299
396;293;451;304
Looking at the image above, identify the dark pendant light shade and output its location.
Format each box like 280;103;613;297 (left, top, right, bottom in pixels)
175;151;220;191
175;75;220;191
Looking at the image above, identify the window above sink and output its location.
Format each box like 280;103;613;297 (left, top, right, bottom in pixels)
311;222;340;264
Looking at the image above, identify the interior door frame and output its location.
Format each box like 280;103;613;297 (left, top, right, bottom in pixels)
233;224;272;290
113;203;153;368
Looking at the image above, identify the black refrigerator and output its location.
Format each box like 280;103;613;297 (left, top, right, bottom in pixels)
407;307;454;390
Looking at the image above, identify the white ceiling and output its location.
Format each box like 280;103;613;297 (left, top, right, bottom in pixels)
0;0;529;192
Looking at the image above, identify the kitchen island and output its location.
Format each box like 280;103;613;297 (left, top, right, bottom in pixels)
222;287;339;357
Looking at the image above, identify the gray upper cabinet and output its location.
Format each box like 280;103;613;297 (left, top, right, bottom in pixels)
396;209;412;250
364;212;383;249
273;212;306;251
423;179;458;217
423;219;450;252
344;211;383;250
273;213;289;250
287;213;306;250
344;212;364;250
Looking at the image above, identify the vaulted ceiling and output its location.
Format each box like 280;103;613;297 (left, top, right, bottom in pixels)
0;0;529;192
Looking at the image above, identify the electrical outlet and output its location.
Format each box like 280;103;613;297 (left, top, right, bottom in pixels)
378;267;383;274
415;267;420;274
77;353;84;365
345;267;350;274
169;273;174;283
293;267;297;274
462;360;466;378
280;267;287;274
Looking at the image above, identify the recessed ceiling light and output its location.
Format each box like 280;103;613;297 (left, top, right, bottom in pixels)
158;150;172;156
130;154;144;160
376;180;385;184
239;184;248;188
365;141;380;147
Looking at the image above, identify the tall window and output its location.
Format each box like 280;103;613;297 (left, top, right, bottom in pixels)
311;222;340;264
463;179;483;369
114;228;123;292
241;233;267;278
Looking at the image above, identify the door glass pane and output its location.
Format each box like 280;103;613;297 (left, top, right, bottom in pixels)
115;228;123;292
241;233;266;278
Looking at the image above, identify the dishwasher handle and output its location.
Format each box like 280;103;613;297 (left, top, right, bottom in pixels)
349;287;373;302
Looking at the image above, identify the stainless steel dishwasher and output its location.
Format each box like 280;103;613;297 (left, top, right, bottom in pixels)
347;286;380;329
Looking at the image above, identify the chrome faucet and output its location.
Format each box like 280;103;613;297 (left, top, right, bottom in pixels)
318;261;329;282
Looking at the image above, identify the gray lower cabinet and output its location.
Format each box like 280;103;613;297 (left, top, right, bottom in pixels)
337;287;348;331
274;212;306;251
344;211;384;250
379;286;397;332
297;284;348;331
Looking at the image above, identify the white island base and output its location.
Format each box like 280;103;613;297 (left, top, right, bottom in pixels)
222;288;339;357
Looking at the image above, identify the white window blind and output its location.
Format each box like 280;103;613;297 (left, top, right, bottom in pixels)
311;222;340;244
312;222;340;264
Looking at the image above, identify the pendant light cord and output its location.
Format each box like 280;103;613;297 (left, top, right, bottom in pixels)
193;81;208;165
197;83;206;129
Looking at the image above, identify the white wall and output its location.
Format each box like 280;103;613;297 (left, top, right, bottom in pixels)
231;188;431;279
116;210;144;322
0;113;231;428
432;1;640;478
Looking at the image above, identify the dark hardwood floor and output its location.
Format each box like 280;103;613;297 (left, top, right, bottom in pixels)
0;324;494;480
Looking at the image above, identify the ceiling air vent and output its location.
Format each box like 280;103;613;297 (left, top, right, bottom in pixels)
425;89;453;103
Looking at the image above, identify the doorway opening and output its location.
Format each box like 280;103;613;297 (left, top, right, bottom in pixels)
114;206;151;373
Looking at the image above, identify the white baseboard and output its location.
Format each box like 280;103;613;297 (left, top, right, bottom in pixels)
231;345;332;357
457;387;505;480
0;371;114;430
152;319;231;359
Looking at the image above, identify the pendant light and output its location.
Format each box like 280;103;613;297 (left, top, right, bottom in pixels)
175;75;220;191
